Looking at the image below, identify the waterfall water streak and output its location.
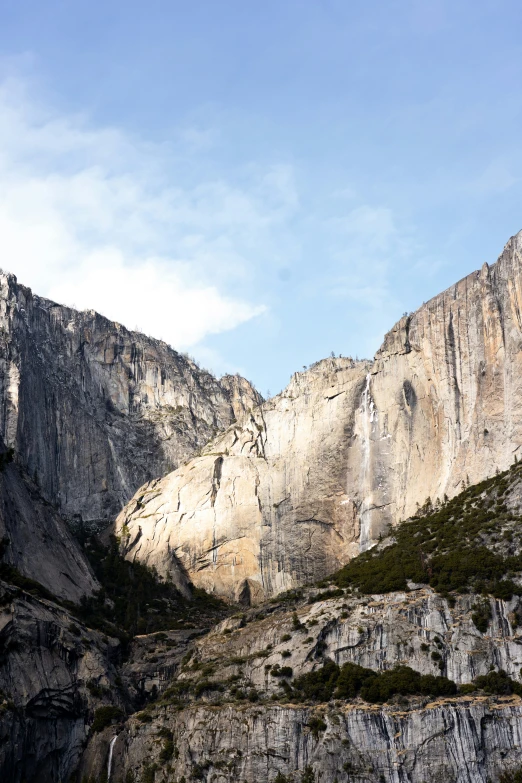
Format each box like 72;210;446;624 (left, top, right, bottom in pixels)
359;373;376;552
107;735;118;782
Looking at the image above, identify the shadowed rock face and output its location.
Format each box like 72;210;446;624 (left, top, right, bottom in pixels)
0;271;261;527
114;231;522;603
0;438;98;602
0;583;125;783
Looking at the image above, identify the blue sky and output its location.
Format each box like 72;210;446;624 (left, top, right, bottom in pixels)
1;0;522;395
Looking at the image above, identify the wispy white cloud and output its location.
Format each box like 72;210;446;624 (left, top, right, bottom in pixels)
0;74;303;353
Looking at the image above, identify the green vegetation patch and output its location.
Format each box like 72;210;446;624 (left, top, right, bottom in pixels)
500;767;522;783
91;705;124;733
288;661;457;704
289;660;522;705
76;536;230;639
329;462;522;598
471;670;522;697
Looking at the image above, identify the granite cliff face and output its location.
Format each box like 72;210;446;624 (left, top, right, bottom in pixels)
4;233;522;782
0;271;261;528
85;699;522;783
363;230;522;546
116;357;368;602
115;231;522;602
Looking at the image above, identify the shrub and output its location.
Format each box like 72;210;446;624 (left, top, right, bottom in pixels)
193;680;222;698
292;613;304;631
192;762;210;779
290;661;456;704
473;670;522;696
308;588;344;603
90;706;124;733
159;738;175;762
291;661;340;702
499;767;522;783
472;599;493;633
86;679;105;698
142;765;158;783
301;766;315;783
307;716;327;737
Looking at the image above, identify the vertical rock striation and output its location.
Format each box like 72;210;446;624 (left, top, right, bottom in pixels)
87;700;522;783
0;271;261;527
359;230;522;542
0;583;125;783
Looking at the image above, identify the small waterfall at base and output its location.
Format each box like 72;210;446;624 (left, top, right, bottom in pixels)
107;735;118;782
359;372;376;552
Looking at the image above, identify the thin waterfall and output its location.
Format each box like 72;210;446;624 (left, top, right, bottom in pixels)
107;735;118;782
359;372;376;552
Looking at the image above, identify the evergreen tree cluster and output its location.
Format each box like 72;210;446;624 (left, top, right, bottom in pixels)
76;536;228;640
329;461;522;599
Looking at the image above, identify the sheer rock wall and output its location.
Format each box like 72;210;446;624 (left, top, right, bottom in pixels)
0;271;261;527
115;231;522;602
87;699;522;783
0;439;97;601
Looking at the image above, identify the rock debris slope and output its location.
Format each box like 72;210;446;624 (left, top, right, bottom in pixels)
115;231;522;602
0;271;261;528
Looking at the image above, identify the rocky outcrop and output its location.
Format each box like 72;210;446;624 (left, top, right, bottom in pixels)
0;270;261;527
219;373;264;422
178;588;522;697
121;628;208;704
0;581;125;783
360;231;522;547
114;231;522;602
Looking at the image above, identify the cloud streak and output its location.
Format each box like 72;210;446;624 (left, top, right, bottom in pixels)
0;75;297;352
